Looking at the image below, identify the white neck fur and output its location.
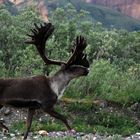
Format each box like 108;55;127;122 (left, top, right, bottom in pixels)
49;72;71;100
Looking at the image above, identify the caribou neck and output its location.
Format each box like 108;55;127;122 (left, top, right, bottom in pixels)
49;71;72;100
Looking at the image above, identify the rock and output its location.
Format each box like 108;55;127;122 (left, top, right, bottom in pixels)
28;132;33;137
38;118;42;122
76;132;85;137
33;135;41;139
125;137;131;140
38;130;48;136
56;132;62;137
81;133;106;140
4;108;11;116
82;133;94;140
70;129;76;134
11;137;17;140
10;133;16;137
136;132;140;136
2;136;8;139
0;118;4;121
100;101;108;108
129;103;139;111
16;132;21;136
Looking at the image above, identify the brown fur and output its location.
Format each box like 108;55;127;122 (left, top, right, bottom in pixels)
0;76;57;108
0;65;88;140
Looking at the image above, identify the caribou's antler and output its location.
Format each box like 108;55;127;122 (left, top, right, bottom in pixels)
26;23;53;47
26;22;88;67
67;36;89;67
26;23;66;65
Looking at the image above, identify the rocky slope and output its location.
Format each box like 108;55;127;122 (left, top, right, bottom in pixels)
85;0;140;20
2;0;140;20
11;0;48;22
0;0;48;22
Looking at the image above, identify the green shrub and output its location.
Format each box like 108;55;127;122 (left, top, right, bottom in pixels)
66;60;140;105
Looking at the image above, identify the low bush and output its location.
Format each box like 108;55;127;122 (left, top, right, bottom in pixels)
66;60;140;105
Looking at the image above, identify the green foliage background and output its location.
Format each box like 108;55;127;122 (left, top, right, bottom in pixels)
0;3;140;136
0;3;140;104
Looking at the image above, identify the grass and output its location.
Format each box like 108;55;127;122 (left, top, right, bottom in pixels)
10;102;140;137
65;60;140;107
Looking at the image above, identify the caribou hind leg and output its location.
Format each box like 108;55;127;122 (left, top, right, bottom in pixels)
44;108;72;130
0;105;9;132
0;121;9;133
23;108;35;140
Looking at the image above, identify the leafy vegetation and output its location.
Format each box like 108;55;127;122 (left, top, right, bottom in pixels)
0;3;140;137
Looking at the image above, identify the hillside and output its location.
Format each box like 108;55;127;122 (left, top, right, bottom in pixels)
85;0;140;20
1;0;140;31
45;0;140;31
0;0;18;14
69;0;140;31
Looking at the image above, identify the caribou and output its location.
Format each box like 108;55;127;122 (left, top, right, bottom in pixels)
0;22;90;139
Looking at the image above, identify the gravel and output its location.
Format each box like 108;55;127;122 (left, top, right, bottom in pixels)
0;130;140;140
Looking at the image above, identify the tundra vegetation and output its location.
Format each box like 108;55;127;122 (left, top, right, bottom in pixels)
0;3;140;139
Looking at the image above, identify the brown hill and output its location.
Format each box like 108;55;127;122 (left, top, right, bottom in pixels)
85;0;140;20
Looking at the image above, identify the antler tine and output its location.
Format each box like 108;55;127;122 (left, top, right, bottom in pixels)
67;36;89;68
34;23;40;30
31;28;38;35
66;36;87;66
25;22;66;66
